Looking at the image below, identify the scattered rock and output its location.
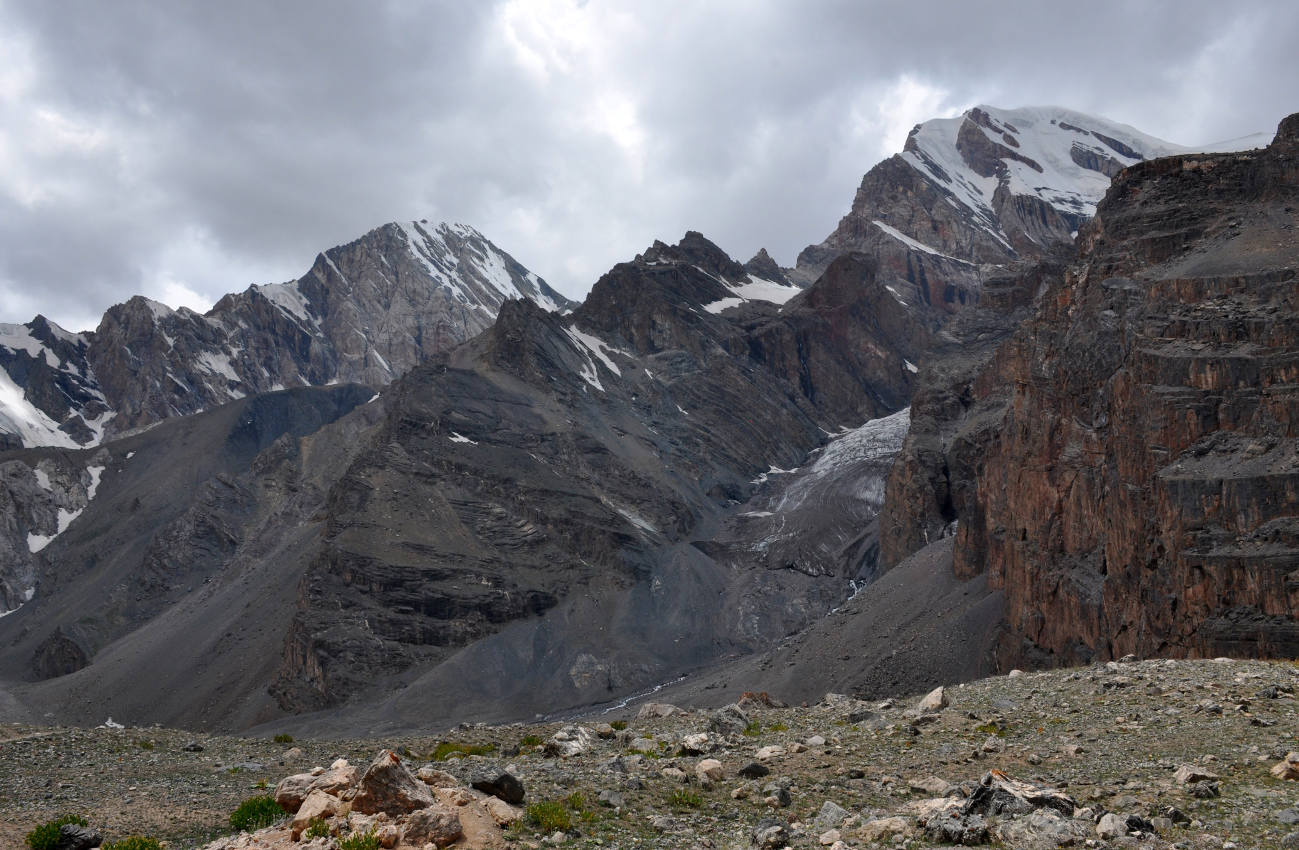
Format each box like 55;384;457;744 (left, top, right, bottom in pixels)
812;800;849;830
752;818;791;849
636;702;680;719
738;762;771;779
857;816;911;842
680;732;712;755
994;809;1090;849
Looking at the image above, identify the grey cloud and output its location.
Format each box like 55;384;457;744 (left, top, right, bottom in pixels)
1;0;1295;332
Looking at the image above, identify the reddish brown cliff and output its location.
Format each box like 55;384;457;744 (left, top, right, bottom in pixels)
953;114;1299;667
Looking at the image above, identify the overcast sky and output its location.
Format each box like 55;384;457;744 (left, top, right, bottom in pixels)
2;0;1295;332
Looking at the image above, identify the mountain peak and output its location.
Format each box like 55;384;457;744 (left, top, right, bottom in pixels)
2;219;567;448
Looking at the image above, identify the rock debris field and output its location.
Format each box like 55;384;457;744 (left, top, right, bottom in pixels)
4;658;1299;849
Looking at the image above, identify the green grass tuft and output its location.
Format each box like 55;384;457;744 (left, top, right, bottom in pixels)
337;830;379;850
431;740;497;761
102;838;163;850
526;800;573;832
229;795;283;832
25;815;89;850
668;788;703;808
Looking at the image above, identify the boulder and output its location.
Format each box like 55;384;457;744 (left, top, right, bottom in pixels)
695;759;724;783
1096;812;1126;840
680;732;711;755
994;809;1091;849
290;789;341;839
963;770;1075;817
481;795;524;826
351;750;436;815
470;767;526;805
312;758;360;797
402;805;464;848
544;725;594;758
812;800;850;830
858;816;911;842
636;702;680;719
54;825;100;850
709;703;750;737
1273;752;1299;780
1174;764;1219;784
274;772;318;813
417;766;461;788
916;685;948;712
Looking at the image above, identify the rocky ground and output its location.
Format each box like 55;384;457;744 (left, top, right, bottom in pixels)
4;658;1299;850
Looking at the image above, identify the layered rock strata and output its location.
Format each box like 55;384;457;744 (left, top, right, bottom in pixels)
951;114;1299;666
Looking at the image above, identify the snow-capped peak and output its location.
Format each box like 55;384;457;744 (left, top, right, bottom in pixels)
901;105;1187;235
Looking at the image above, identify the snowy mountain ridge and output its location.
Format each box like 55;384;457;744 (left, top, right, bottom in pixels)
792;104;1271;321
0;221;570;448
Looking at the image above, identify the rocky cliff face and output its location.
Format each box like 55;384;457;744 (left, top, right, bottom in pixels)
0;221;571;447
792;106;1190;320
946;114;1299;667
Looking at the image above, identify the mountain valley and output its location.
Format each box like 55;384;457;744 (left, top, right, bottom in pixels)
0;103;1295;804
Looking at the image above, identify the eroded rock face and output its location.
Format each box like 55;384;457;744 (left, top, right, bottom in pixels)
953;114;1299;666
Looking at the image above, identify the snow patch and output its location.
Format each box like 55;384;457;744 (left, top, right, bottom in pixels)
256;282;314;322
195;351;240;382
0;323;58;367
143;298;175;321
702;274;801;313
448;432;477;445
904;360;918;373
0;368;80;448
564;325;629;392
872;220;972;264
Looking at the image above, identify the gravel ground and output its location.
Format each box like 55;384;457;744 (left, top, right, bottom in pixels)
4;657;1299;849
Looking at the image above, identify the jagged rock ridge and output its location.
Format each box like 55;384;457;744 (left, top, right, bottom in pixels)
0;221;572;447
0;231;925;732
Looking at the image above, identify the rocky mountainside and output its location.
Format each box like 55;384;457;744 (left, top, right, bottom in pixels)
790;105;1256;323
5;658;1299;850
881;114;1299;670
0;230;928;732
0;221;571;449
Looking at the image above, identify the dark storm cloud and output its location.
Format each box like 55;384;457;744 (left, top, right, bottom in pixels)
1;0;1295;331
